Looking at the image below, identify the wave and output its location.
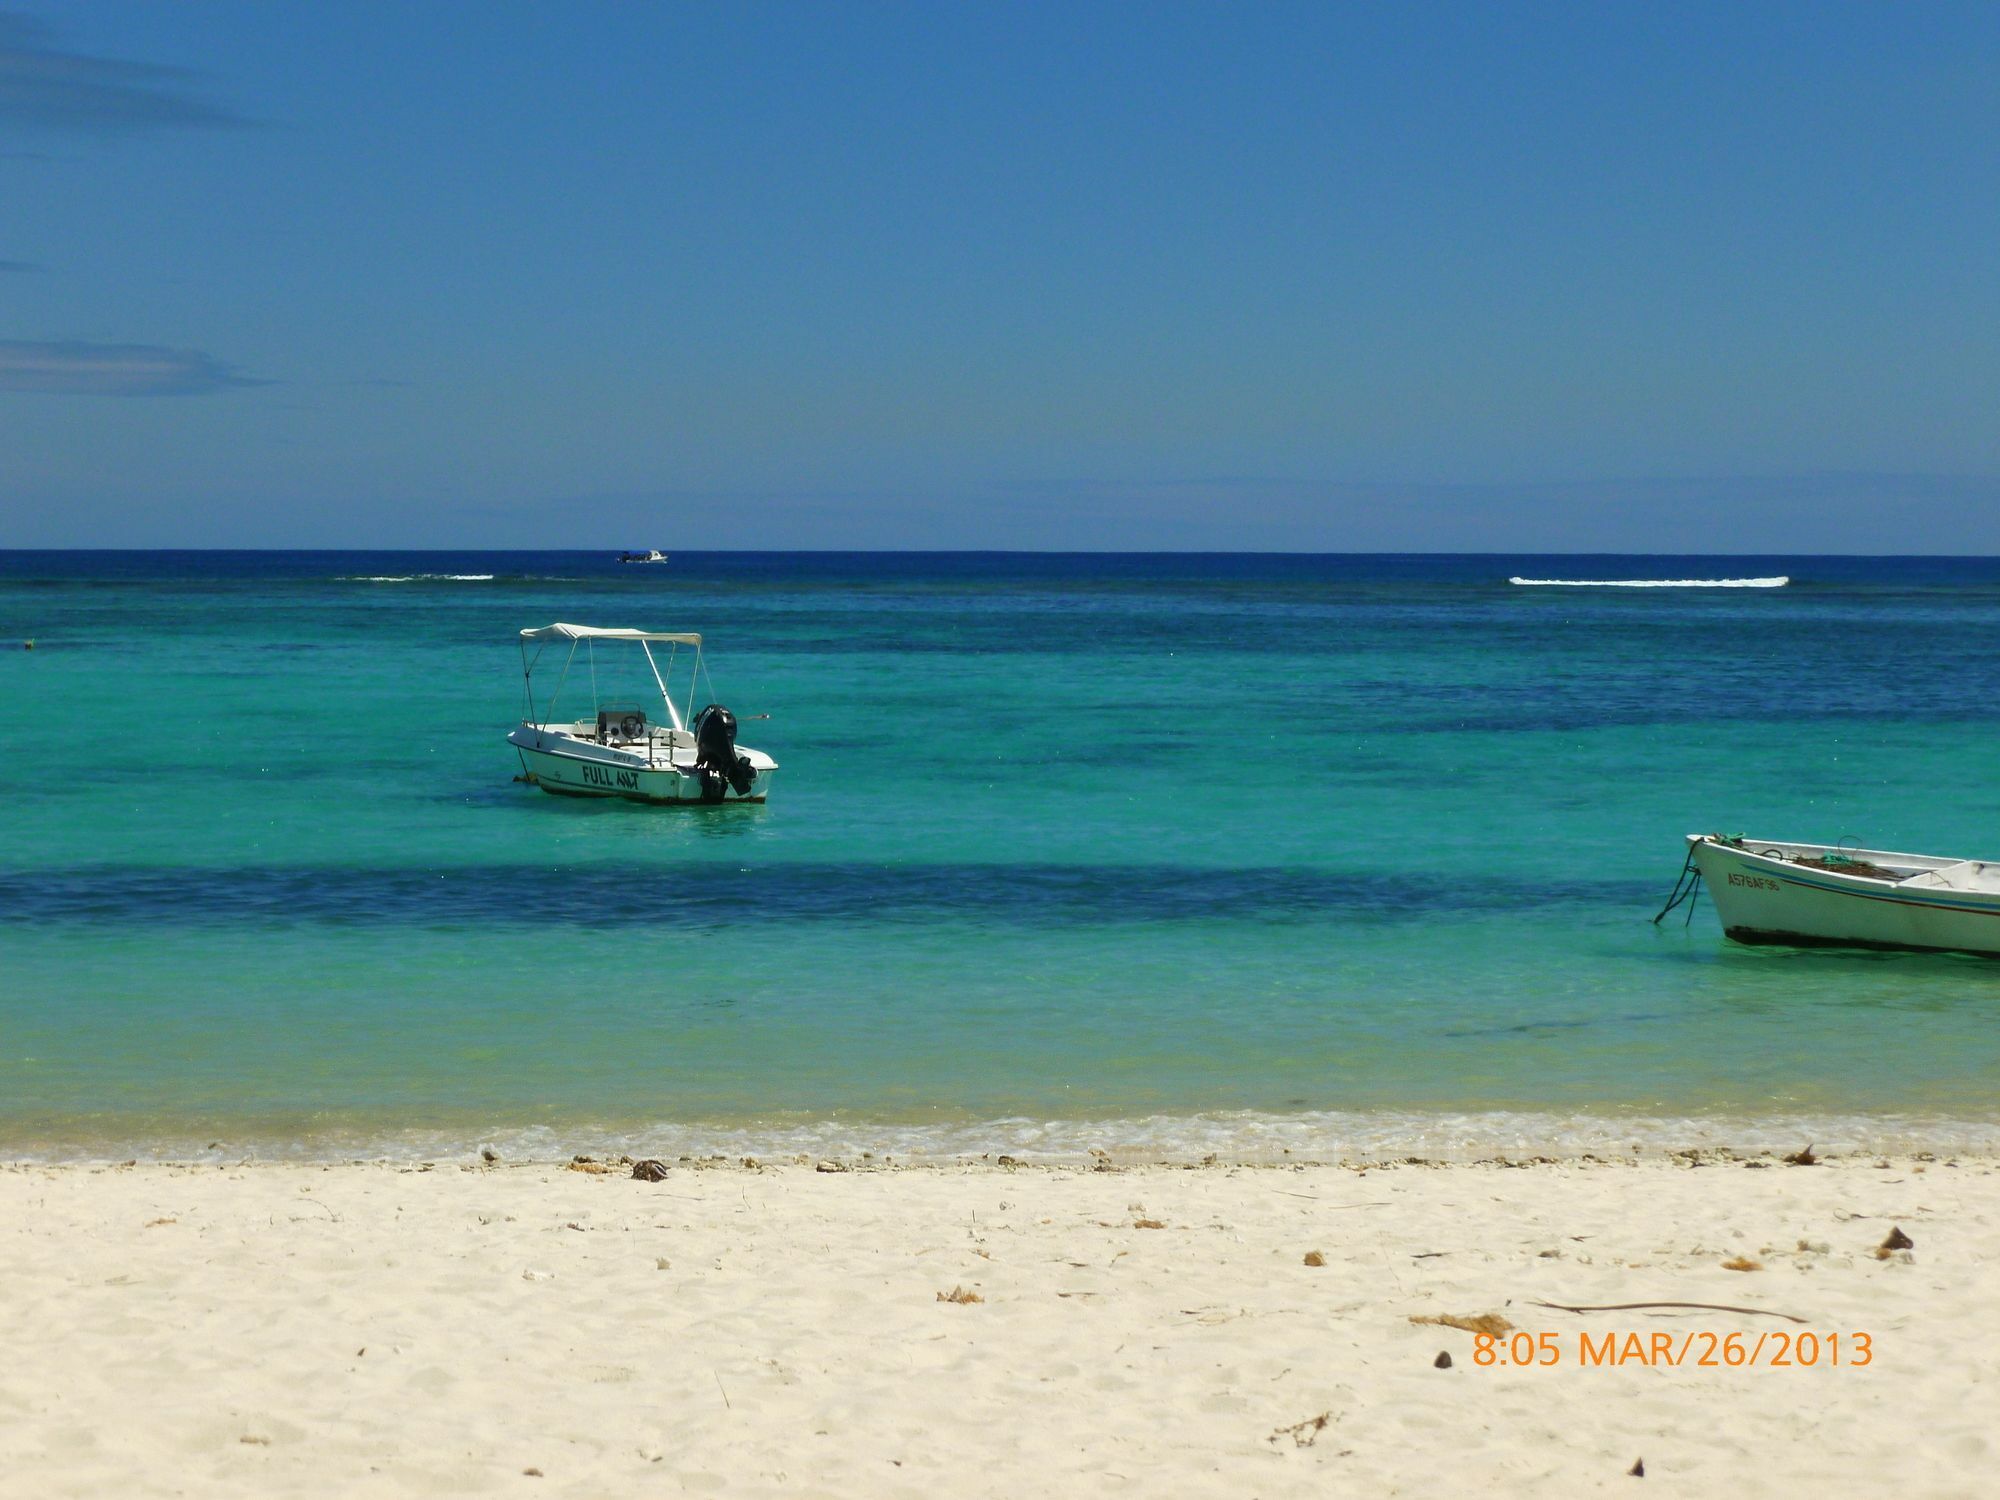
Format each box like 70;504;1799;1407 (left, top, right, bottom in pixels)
1509;576;1790;588
339;574;496;583
0;861;1653;928
8;1108;1998;1165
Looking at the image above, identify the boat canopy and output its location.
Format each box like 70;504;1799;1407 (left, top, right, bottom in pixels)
519;623;701;646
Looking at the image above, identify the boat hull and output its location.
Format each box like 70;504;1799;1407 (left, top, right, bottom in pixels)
509;728;771;805
1690;836;2000;957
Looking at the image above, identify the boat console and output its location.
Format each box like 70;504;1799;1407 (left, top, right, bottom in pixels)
595;705;648;745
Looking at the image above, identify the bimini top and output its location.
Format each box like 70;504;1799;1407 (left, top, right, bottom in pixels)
519;623;702;645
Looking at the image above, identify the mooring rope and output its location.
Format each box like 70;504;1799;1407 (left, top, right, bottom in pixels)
1652;842;1704;926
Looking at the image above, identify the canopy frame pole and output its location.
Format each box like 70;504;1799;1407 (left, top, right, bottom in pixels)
691;644;717;726
641;641;684;734
547;641;579;725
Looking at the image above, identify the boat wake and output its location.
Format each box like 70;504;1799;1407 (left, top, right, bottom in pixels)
340;574;496;583
1508;576;1789;588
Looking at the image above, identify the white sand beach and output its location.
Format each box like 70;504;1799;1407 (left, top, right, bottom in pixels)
2;1151;1994;1498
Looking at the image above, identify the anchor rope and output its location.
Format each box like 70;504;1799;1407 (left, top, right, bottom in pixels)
1653;843;1705;926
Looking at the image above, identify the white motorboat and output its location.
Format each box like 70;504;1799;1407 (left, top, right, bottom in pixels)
617;550;669;564
506;623;776;804
1679;834;2000;956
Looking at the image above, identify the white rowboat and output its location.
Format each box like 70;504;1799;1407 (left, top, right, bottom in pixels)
1688;834;2000;957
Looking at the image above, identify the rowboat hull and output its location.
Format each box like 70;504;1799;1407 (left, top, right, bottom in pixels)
1690;835;2000;957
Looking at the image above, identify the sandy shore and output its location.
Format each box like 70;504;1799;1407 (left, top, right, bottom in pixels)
2;1150;1994;1498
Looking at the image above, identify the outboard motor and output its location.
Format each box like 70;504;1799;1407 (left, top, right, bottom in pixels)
691;704;756;799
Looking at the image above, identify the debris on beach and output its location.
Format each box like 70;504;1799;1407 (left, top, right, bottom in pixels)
567;1156;617;1175
1531;1297;1806;1323
1303;1250;1326;1266
1783;1144;1818;1166
815;1159;847;1173
937;1285;983;1304
1630;1457;1645;1477
481;1148;499;1163
1721;1256;1762;1272
1267;1412;1331;1448
1876;1226;1914;1259
631;1159;669;1182
1433;1350;1452;1368
1410;1312;1513;1336
1133;1217;1166;1229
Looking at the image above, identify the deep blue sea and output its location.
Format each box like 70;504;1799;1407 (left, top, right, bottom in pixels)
3;551;1999;1160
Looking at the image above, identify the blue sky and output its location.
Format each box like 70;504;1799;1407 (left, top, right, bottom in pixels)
2;2;1996;549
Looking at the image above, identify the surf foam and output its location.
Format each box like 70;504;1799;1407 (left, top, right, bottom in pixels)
1508;576;1789;588
15;1108;2000;1166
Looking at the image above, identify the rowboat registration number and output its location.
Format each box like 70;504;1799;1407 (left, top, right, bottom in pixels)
1726;873;1780;891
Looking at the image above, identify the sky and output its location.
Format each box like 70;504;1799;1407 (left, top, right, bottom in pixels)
2;1;1997;551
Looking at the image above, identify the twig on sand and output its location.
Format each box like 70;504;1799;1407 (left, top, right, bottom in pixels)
713;1370;732;1410
1530;1298;1806;1325
1267;1412;1331;1448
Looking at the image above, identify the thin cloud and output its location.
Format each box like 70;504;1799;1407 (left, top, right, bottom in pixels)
0;13;248;134
0;340;266;395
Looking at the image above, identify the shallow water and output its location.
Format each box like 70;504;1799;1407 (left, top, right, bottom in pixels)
4;551;1999;1158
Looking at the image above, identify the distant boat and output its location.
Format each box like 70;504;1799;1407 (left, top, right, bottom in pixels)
618;550;669;564
506;623;775;805
1678;834;2000;957
1509;576;1788;588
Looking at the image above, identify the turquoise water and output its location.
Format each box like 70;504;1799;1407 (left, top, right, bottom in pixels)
4;552;1999;1158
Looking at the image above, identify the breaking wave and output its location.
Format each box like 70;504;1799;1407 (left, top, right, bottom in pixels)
11;1108;2000;1165
1509;576;1790;588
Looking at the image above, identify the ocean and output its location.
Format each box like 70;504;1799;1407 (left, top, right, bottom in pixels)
4;551;1999;1161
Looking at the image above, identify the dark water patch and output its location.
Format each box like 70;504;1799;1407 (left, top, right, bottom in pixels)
1442;1010;1672;1038
0;861;1657;930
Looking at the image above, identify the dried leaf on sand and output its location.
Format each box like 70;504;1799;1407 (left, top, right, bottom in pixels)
937;1285;984;1304
1410;1312;1513;1336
